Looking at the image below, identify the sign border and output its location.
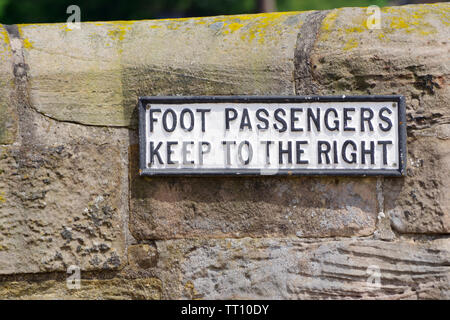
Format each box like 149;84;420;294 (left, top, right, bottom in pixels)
138;95;406;176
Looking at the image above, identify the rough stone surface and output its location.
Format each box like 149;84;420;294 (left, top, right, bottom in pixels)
385;128;450;233
0;25;17;144
0;3;448;299
0;110;129;274
0;278;162;299
125;9;380;241
305;4;450;233
130;150;378;239
307;4;449;100
19;12;307;127
150;238;450;299
128;244;158;269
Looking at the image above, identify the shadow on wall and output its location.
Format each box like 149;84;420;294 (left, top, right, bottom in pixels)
127;140;388;240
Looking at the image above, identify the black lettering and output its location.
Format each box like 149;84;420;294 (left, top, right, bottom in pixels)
279;141;292;164
196;109;210;132
274;109;287;133
180;109;194;131
378;140;392;165
225;108;238;130
199;141;211;165
295;141;308;164
256;109;269;130
149;109;161;132
361;141;375;165
361;108;374;132
379;107;393;132
307;108;320;132
238;141;253;165
318;141;331;164
162;109;177;132
333;140;338;164
261;141;273;164
182;141;194;165
240;108;252;130
343;108;356;131
222;141;236;165
342;140;357;164
324;108;339;131
291;108;303;132
149;141;163;164
166;141;178;164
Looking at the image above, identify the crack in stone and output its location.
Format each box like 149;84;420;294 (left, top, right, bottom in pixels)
294;10;328;95
2;25;130;130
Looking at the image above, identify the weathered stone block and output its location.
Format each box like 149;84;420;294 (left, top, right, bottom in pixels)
384;126;450;233
0;26;17;144
128;244;158;269
0;3;447;300
307;4;450;234
19;12;307;127
0;111;129;274
307;4;449;134
308;4;449;101
129;144;378;240
0;278;162;300
151;238;450;299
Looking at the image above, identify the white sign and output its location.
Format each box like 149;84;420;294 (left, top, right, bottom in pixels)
139;96;406;176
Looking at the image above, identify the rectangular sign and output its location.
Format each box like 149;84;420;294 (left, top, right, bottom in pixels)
139;96;406;176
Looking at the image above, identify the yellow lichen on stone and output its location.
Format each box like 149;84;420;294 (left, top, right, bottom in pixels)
390;16;409;30
154;12;302;43
317;3;444;50
107;21;135;42
319;8;366;50
226;22;244;33
381;4;440;36
345;26;364;34
22;38;34;49
0;191;5;203
319;8;367;48
0;27;11;59
233;12;302;44
319;9;340;41
434;3;450;26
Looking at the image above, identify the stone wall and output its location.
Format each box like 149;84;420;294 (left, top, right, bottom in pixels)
0;3;448;299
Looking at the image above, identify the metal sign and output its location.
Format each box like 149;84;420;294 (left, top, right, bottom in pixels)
138;96;406;176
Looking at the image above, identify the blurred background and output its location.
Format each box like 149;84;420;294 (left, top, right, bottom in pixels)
0;0;445;24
